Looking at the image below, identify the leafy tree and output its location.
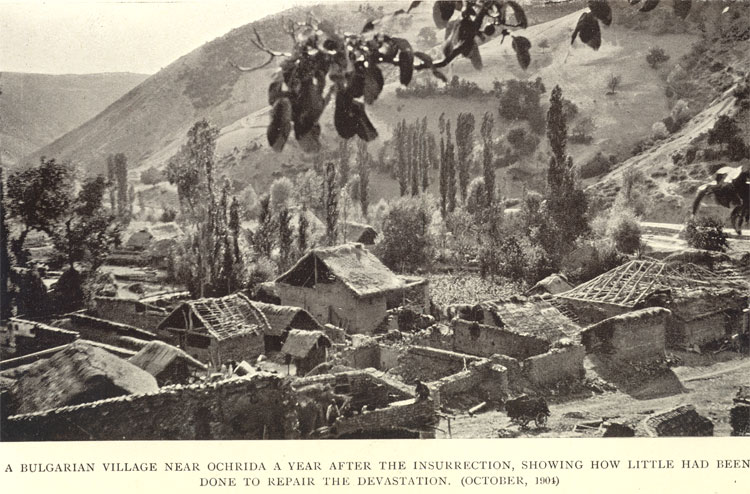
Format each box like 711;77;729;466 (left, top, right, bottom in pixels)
6;157;73;265
708;115;741;152
685;217;728;252
606;74;622;95
646;47;670;69
455;112;475;202
538;38;550;53
140;166;165;185
376;197;434;272
570;116;596;144
270;176;294;211
323;162;339;245
51;175;121;284
166;119;243;297
506;127;539;156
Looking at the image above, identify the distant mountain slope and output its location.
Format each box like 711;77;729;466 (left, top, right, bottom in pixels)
0;72;148;166
24;3;375;174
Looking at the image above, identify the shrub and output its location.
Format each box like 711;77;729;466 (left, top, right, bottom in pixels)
579;152;614;179
160;207;177;222
270;177;294;211
685;217;728;252
506;127;540;156
727;136;748;161
570;116;595;144
606;74;621;95
376;197;435;272
496;79;546;133
652;121;669;140
608;208;642;254
140;166;165;185
646;47;670;69
417;26;437;46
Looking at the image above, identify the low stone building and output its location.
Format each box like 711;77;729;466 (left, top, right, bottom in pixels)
129;340;207;386
556;259;746;325
281;329;332;376
8;340;158;415
663;289;746;349
580;307;671;361
252;301;322;352
452;296;580;359
275;243;420;334
157;293;271;367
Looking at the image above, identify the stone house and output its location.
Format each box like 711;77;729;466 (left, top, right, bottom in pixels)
281;329;332;376
580;307;671;361
252;301;322;352
129;340;207;386
275;243;416;334
663;288;746;349
156;293;271;367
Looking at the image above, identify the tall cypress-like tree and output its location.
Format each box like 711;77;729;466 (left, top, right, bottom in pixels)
356;140;370;218
410;122;419;196
1;167;11;319
298;205;309;253
438;113;448;217
278;207;293;271
481;112;495;207
455;113;475;203
420;117;430;192
395;120;408;196
445;120;457;213
324;162;339;246
545;85;588;251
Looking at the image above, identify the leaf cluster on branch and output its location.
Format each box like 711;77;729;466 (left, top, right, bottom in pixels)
231;0;689;151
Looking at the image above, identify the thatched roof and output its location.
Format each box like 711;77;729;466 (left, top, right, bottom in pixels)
557;260;746;309
129;340;207;377
276;243;404;298
281;329;331;359
125;222;183;250
252;302;322;336
481;295;580;342
526;273;573;296
157;293;271;341
10;341;158;415
342;222;378;245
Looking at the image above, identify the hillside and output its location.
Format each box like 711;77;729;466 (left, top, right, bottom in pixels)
0;72;148;166
26;0;740;221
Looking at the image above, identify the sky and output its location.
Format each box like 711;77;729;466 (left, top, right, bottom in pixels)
0;0;323;75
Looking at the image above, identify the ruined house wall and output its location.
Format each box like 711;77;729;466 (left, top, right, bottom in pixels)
562;299;629;326
521;345;585;386
277;283;386;335
211;333;265;367
671;314;727;348
3;375;293;441
93;297;167;332
332;398;436;436
452;319;550;359
581;308;669;360
338;343;381;370
394;345;484;383
378;345;402;371
294;370;414;403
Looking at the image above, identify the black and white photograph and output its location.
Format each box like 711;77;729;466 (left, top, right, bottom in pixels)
2;0;750;446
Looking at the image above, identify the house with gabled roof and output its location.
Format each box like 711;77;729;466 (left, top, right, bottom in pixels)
156;293;271;367
275;243;406;334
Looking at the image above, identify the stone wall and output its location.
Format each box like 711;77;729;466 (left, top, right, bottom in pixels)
521;345;585;386
93;297;168;332
452;319;550;359
394;345;484;383
562;299;630;326
581;308;669;360
3;374;293;441
332;397;436;437
669;314;729;349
